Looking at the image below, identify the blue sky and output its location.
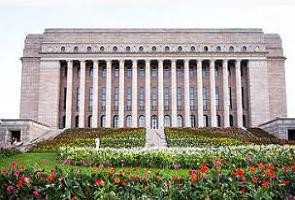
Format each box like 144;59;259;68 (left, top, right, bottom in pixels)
0;0;294;119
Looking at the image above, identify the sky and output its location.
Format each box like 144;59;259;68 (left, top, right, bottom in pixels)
0;0;294;119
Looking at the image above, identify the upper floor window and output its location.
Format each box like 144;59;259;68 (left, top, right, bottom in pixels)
89;87;93;111
61;46;66;52
255;46;260;52
165;46;170;51
89;66;93;77
229;46;234;52
189;66;194;77
216;46;221;52
164;66;169;78
126;87;132;110
152;66;157;77
242;46;247;52
114;87;119;110
127;66;132;77
177;46;183;51
164;87;170;110
177;66;183;77
190;87;195;110
87;46;92;52
74;46;79;52
101;66;106;77
139;87;145;110
152;87;157;110
215;66;219;77
203;46;209;52
139;66;145;77
100;46;105;52
126;46;131;52
191;46;196;51
151;46;157;52
101;87;106;110
203;87;207;110
139;46;144;52
202;66;208;77
177;87;182;109
113;46;118;52
114;66;119;77
216;87;220;110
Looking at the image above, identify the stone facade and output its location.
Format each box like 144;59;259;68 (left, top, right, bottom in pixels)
259;118;295;140
19;28;287;129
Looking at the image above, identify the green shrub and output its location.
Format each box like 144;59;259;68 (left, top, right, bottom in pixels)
0;148;21;158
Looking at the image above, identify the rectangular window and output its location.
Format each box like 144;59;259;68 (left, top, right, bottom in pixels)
127;67;132;77
101;67;106;77
164;66;169;78
189;67;194;78
89;87;93;112
177;87;182;110
228;66;231;76
215;66;219;77
242;87;245;109
77;67;80;79
76;87;80;111
89;66;93;77
152;87;157;110
114;67;119;77
127;87;132;110
164;87;170;110
63;87;67;110
101;87;106;111
152;67;157;77
114;87;119;110
190;87;195;110
229;87;232;110
216;87;220;110
203;87;207;110
140;67;145;77
139;87;145;110
202;66;208;77
177;66;183;77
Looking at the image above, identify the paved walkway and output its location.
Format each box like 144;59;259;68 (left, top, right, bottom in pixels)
145;128;167;148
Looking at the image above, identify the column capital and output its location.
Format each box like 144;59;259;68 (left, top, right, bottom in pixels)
157;58;164;63
132;59;138;63
222;59;229;63
119;59;125;64
235;59;242;64
171;58;177;63
80;59;86;63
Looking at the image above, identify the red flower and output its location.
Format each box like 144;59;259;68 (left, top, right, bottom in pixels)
250;166;256;173
2;169;9;175
213;160;220;168
49;170;55;182
258;163;265;170
252;177;258;184
121;181;126;187
6;186;14;192
236;169;245;177
11;161;17;169
262;180;271;188
95;179;105;187
291;163;295;171
33;191;39;197
18;175;26;187
199;165;209;173
114;177;120;184
191;175;197;184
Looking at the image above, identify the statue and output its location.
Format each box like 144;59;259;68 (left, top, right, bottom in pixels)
95;138;100;150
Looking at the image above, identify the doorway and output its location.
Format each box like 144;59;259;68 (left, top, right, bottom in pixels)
288;129;295;140
10;130;21;142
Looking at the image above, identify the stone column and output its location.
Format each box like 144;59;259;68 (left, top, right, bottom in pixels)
118;60;125;128
105;60;112;128
171;59;177;127
132;59;138;127
222;59;230;127
158;59;164;128
184;59;191;127
65;60;73;128
197;60;204;127
92;60;99;128
210;59;217;127
145;59;151;128
235;59;243;127
79;60;86;128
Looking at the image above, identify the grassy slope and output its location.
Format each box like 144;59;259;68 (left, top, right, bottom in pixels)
0;153;188;177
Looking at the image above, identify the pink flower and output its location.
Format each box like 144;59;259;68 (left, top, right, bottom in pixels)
11;161;17;168
13;170;20;177
43;159;48;164
33;191;39;197
6;185;14;192
98;164;104;170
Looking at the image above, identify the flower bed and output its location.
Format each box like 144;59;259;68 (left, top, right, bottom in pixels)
165;128;295;147
30;128;145;152
0;148;21;158
1;158;294;199
59;145;295;169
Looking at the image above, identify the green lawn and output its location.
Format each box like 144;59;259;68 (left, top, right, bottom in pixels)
0;152;188;177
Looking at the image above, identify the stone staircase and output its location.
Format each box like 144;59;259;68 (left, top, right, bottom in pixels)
18;128;64;152
145;128;167;148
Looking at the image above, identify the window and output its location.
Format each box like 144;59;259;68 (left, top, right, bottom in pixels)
75;116;79;128
113;46;118;52
242;46;247;52
164;87;170;110
189;66;194;77
63;87;67;110
203;115;209;127
62;116;66;128
202;66;208;77
191;115;196;128
101;115;105;127
229;87;232;110
203;87;207;110
76;87;80;111
229;115;234;126
152;87;157;110
77;66;80;78
126;115;132;127
61;46;66;52
229;46;234;52
113;115;119;128
74;46;79;52
164;115;171;127
242;87;245;109
216;46;221;52
177;115;183;127
88;115;92;128
114;87;119;110
165;46;170;51
101;66;106;77
190;87;195;110
203;46;209;52
215;66;219;77
89;66;93;77
217;115;221;127
138;116;145;127
151;46;157;51
177;46;183;51
177;87;182;110
87;46;92;52
114;66;119;77
140;66;145;77
139;87;145;110
164;66;169;78
177;66;183;77
126;87;132;111
89;87;93;112
100;46;104;52
228;66;231;76
243;115;247;127
191;46;196;51
126;46;131;52
101;87;106;111
127;66;132;77
216;87;220;110
152;66;157;77
139;46;144;51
